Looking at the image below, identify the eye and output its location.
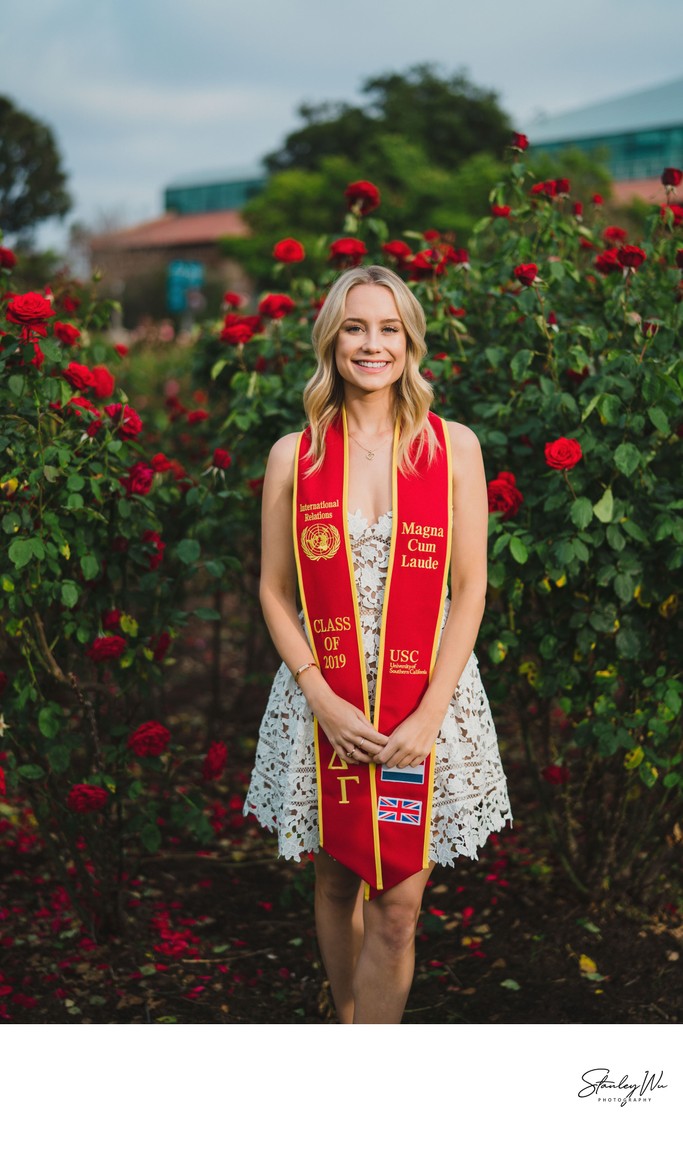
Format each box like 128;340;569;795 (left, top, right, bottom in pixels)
343;324;362;333
383;326;399;333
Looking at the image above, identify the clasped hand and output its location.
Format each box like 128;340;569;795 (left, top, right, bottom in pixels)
315;692;442;770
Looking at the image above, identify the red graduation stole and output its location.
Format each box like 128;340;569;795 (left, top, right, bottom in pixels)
293;407;452;897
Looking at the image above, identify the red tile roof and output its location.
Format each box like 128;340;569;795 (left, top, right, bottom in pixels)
91;210;250;251
611;178;668;206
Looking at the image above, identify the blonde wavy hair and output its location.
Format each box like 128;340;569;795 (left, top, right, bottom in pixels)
302;265;439;474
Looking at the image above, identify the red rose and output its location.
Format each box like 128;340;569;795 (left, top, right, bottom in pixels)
512;132;529;150
514;263;538;286
661;204;683;226
213;448;232;469
572;202;583;217
30;341;45;369
150;453;173;472
661;168;682;188
142;529;165;570
0;672;8;695
223;291;244;308
90;365;115;399
603;225;627;243
423;229;440;241
101;608;122;630
53;321;81;346
273;237;305;263
67;784;109;812
0;766;5;797
86;635;127;662
555;178;570;195
5;291;54;332
329;237;367;266
544;437;582;470
120;461;155;497
105;403;143;440
113;342;129;357
258;293;296;320
63;362;94;391
441;246;469;266
187;408;209;424
149;631;171;662
592;193;604;205
541;765;570;785
491;204;511;217
202;741;227;780
59;292;81;314
595;248;621;275
220;318;256;345
127;721;171;757
617;245;646;270
382;239;413;260
407;249;442;280
447;305;466;317
344;180;380;215
0;247;17;269
65;396;102;435
487;472;524;520
676;249;683;269
531;180;557;198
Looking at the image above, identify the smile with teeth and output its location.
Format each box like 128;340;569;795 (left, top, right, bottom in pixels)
354;360;390;370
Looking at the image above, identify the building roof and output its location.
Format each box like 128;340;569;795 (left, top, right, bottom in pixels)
165;167;265;191
90;209;249;251
527;76;683;144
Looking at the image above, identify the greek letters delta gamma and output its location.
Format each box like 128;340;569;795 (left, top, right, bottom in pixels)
294;408;452;897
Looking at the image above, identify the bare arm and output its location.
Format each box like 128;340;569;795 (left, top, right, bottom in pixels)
377;422;489;768
259;434;388;763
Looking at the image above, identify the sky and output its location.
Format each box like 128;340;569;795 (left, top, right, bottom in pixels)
3;0;683;249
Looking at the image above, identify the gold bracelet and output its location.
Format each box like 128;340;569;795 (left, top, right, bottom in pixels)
294;661;319;684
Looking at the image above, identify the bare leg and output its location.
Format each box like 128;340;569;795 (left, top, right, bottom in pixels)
353;862;435;1025
313;850;364;1024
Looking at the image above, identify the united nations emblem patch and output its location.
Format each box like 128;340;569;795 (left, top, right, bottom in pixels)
300;522;341;561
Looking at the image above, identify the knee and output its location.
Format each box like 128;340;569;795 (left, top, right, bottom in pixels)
366;900;419;957
315;863;361;907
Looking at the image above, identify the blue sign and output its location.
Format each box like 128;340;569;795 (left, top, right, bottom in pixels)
167;260;205;313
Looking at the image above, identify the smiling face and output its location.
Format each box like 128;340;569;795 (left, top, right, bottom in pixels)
334;283;407;395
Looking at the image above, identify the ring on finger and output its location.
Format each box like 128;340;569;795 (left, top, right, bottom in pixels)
358;737;365;749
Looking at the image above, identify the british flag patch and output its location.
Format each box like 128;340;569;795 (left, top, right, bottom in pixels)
377;796;423;825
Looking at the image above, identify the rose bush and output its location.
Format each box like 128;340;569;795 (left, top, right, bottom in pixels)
0;265;241;937
2;146;681;922
188;150;682;901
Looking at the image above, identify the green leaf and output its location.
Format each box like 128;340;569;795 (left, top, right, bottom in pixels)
211;359;228;381
570;497;593;530
8;538;33;569
510;349;534;382
176;538;201;565
61;580;79;608
509;536;529;564
593;488;614;523
80;554;99;581
18;764;45;780
648;405;670;435
38;706;61;739
193;607;221;621
140;824;162;853
614;443;641;477
500;979;520;991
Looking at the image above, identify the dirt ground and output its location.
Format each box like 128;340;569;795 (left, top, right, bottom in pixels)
1;778;681;1025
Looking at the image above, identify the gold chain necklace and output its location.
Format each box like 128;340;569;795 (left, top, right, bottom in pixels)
348;429;393;461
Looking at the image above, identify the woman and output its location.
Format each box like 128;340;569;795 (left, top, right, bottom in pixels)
244;264;511;1024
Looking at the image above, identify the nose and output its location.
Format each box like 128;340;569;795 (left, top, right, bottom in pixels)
361;328;382;352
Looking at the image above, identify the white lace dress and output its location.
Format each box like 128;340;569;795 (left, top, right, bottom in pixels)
244;509;512;867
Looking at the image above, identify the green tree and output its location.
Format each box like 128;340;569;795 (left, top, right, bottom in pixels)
265;64;512;173
0;96;72;237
